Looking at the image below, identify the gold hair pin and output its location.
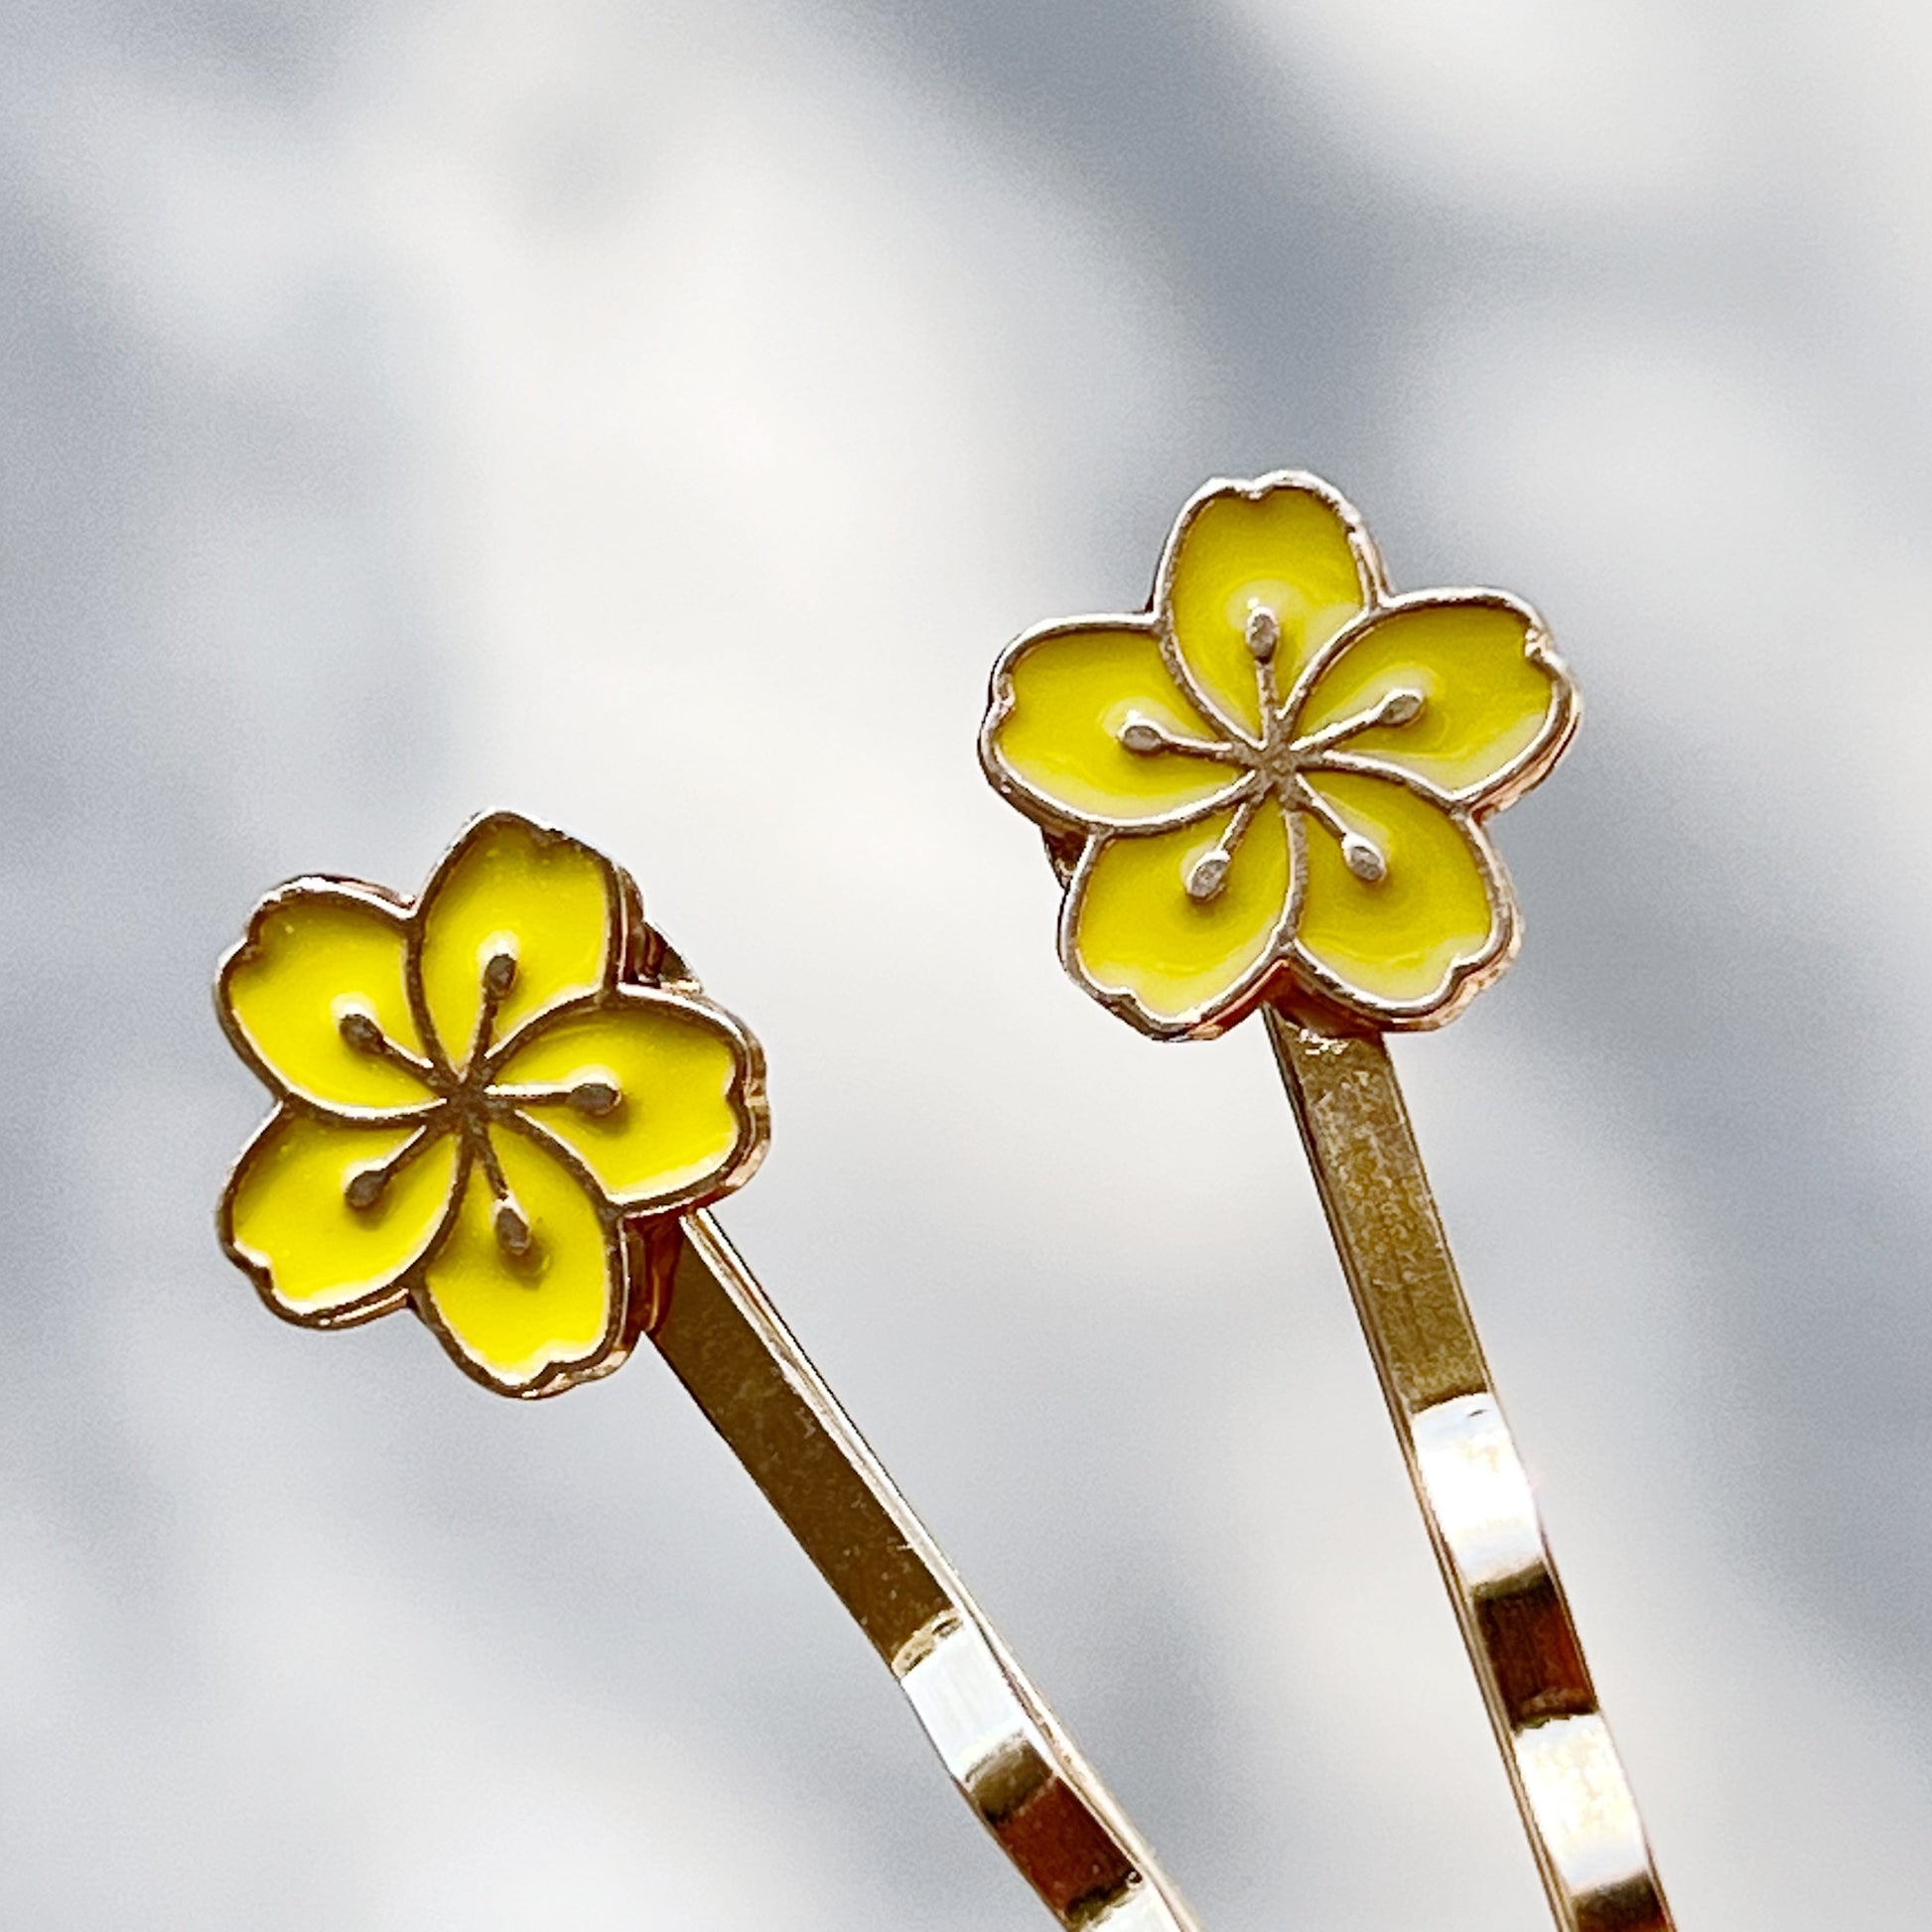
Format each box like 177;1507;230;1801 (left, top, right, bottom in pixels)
981;472;1672;1932
213;809;1200;1931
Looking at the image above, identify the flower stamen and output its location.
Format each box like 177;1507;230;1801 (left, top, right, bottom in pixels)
493;1199;534;1259
1343;836;1389;884
336;1008;438;1080
473;1127;537;1265
343;1126;440;1212
501;1079;624;1116
1118;715;1243;762
1185;852;1228;901
569;1080;621;1116
1295;780;1390;885
466;946;519;1068
339;1010;382;1050
1245;608;1291;727
1185;793;1265;903
1296;686;1425;757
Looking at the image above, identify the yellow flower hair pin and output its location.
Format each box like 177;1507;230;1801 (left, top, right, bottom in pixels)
982;475;1673;1931
214;810;1202;1932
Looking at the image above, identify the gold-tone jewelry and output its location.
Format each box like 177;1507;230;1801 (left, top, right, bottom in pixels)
212;810;1202;1932
981;473;1672;1932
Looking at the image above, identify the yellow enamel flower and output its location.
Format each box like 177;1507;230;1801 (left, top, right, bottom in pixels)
980;472;1579;1037
214;813;767;1397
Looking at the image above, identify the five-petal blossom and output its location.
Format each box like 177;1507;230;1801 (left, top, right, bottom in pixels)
980;472;1579;1036
215;812;767;1396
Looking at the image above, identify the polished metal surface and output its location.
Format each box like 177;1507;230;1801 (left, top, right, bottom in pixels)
651;1211;1203;1932
1267;1009;1673;1932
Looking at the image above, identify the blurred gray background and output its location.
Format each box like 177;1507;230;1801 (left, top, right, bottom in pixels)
5;0;1930;1925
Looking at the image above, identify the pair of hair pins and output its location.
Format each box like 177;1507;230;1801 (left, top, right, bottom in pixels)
215;473;1672;1932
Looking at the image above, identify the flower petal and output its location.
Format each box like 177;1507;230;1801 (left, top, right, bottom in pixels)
218;888;439;1115
1161;475;1380;738
1062;797;1298;1036
221;1109;459;1323
982;621;1253;829
416;1130;623;1396
1294;771;1509;1021
495;990;763;1212
415;813;621;1073
1293;594;1576;804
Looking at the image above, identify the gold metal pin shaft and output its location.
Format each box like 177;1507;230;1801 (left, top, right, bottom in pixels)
1267;1009;1673;1932
649;1210;1204;1932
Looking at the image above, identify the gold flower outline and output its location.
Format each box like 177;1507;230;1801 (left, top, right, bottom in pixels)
979;472;1580;1038
214;812;767;1397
